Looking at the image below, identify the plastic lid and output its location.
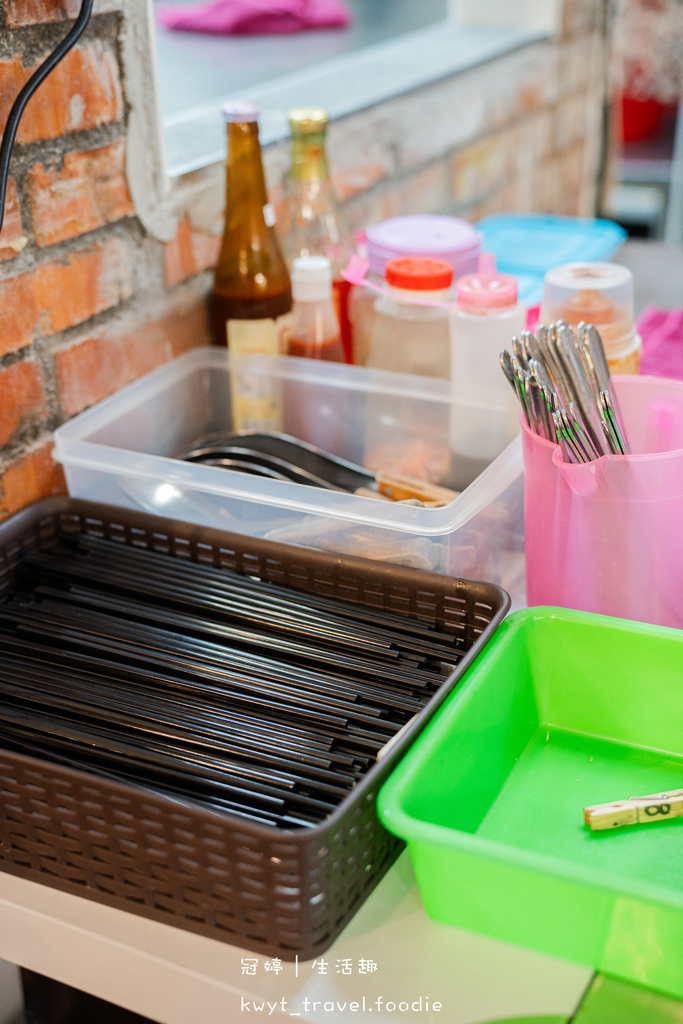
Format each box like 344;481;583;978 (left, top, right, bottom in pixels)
542;261;633;309
456;253;518;309
222;100;259;123
289;107;328;134
476;214;628;275
385;258;453;292
291;255;332;302
366;215;482;276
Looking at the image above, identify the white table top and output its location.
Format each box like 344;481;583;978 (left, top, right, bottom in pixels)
0;852;591;1024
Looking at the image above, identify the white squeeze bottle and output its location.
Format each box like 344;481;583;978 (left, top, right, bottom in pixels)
449;253;526;461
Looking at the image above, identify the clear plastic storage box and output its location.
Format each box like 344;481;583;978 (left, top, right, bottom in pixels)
54;348;525;603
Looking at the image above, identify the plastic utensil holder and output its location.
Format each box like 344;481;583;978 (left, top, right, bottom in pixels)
523;374;683;628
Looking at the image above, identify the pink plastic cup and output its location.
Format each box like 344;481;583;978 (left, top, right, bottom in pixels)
523;375;683;629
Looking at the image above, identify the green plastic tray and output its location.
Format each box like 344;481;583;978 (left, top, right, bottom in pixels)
378;607;683;999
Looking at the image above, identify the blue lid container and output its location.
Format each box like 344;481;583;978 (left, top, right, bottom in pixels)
475;214;628;306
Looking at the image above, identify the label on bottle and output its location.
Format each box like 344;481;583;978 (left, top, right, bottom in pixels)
262;203;277;227
227;315;290;432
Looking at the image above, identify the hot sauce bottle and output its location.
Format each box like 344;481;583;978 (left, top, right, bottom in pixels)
279;107;354;362
287;255;344;362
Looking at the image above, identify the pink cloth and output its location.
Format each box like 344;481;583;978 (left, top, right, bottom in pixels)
638;305;683;380
157;0;352;34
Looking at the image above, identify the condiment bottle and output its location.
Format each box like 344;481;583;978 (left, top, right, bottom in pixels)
449;253;525;460
350;215;481;366
366;257;453;378
280;107;354;361
212;100;292;348
288;256;344;361
540;262;640;374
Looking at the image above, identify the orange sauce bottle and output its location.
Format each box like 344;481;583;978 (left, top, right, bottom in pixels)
287;255;344;362
280;108;354;362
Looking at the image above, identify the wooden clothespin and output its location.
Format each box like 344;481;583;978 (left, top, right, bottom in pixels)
584;789;683;831
374;472;460;508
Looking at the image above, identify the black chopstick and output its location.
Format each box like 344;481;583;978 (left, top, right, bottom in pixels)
70;533;465;647
0;529;464;827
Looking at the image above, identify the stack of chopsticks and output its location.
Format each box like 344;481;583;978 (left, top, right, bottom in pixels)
0;533;462;829
500;320;630;463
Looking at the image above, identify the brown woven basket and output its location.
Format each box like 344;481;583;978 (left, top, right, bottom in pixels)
0;498;509;959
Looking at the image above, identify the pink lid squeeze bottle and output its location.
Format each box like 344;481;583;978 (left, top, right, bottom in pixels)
449;253;526;460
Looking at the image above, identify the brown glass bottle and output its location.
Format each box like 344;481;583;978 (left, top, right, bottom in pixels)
211;101;292;346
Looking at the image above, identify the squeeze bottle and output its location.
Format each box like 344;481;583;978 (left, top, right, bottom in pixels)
288;255;344;362
449;253;525;460
280;108;354;362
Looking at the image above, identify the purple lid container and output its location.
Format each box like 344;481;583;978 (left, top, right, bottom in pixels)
365;215;483;279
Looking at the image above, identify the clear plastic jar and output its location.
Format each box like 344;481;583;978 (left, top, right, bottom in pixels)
540;262;641;374
349;215;481;366
348;267;382;368
365;258;453;378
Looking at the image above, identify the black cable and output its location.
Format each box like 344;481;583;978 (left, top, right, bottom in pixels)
0;0;95;236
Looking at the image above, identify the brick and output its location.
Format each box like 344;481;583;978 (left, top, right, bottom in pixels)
35;235;133;333
0;236;133;354
0;359;48;445
262;140;290;196
328;111;396;201
0;178;28;261
164;216;221;288
0;442;67;523
27;140;134;246
560;139;587;195
531;155;564;213
0;272;39;356
56;297;210;415
376;162;450;221
395;43;559;170
471;179;530;220
0;44;123;145
398;83;486;170
558;36;593;96
556;192;580;217
486;45;560;126
346;162;449;232
182;173;225;237
519;109;554;164
553;93;591;154
4;0;119;26
561;0;597;39
450;127;518;206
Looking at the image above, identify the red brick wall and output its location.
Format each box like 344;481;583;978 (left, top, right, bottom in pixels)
0;0;210;521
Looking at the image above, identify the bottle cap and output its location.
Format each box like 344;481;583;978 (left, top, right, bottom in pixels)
291;255;333;302
456;253;518;310
384;258;453;292
222;100;259;123
289;107;328;134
